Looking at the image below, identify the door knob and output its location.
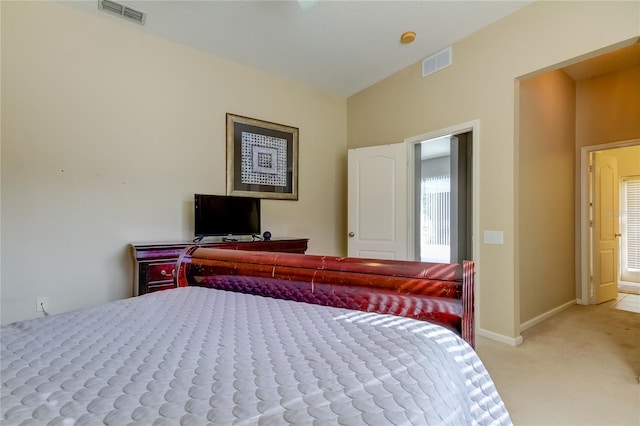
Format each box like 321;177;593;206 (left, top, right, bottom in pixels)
614;233;622;237
348;232;355;237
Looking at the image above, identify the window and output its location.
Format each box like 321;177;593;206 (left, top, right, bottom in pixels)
622;177;640;273
421;175;450;262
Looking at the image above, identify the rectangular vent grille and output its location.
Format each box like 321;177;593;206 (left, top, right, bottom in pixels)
422;47;452;78
98;0;146;25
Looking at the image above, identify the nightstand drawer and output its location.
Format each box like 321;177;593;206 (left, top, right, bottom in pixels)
147;281;176;293
147;262;176;282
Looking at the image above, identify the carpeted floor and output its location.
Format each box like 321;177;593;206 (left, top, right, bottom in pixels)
476;300;640;425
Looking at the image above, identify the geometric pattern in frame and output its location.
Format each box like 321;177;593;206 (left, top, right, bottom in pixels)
241;132;287;186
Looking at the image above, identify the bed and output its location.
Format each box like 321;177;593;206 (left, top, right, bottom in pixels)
1;248;511;425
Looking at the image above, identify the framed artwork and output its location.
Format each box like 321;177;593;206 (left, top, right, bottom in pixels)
226;113;299;200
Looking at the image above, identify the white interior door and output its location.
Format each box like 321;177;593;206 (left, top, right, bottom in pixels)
592;152;619;304
347;144;407;260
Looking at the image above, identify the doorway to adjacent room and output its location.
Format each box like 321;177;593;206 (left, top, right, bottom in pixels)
404;120;479;265
579;140;640;305
413;132;472;264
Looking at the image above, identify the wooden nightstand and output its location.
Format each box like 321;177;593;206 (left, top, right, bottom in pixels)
130;238;309;296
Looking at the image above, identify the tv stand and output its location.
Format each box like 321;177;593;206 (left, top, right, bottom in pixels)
130;238;309;296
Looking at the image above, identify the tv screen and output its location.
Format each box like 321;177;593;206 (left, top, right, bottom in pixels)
194;194;260;237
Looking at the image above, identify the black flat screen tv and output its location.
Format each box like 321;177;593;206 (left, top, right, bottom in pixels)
194;194;260;238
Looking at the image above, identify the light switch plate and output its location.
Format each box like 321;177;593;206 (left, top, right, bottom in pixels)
483;230;504;245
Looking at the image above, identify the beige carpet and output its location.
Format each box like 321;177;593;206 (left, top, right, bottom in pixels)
476;301;640;426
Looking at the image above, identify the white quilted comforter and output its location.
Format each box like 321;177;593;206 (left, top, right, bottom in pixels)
2;287;511;425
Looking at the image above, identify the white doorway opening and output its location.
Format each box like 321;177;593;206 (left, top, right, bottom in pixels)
405;120;480;265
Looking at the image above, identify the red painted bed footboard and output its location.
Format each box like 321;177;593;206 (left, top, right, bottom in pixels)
175;247;475;347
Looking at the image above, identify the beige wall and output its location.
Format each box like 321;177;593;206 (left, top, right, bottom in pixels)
1;1;347;324
347;1;639;340
609;145;640;178
518;71;576;324
577;66;640;148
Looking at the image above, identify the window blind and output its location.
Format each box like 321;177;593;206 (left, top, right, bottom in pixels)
421;176;450;246
626;178;640;270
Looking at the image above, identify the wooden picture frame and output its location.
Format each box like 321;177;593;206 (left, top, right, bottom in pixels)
226;113;299;200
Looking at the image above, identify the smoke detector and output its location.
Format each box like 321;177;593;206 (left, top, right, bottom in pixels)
400;31;416;44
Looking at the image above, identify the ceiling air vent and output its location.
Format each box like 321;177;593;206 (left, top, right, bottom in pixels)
422;47;452;78
98;0;146;25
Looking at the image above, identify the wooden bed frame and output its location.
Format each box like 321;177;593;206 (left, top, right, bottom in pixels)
175;247;475;347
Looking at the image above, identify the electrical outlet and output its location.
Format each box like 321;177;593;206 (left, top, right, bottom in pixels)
36;297;48;313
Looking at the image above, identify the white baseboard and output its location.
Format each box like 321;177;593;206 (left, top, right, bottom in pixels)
477;299;577;346
477;328;524;346
520;299;576;332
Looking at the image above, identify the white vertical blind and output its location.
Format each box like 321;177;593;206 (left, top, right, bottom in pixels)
625;178;640;270
421;176;450;247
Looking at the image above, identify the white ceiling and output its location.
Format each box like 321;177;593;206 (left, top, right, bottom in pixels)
63;0;533;96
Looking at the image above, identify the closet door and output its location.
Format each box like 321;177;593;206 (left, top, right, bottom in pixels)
347;143;408;260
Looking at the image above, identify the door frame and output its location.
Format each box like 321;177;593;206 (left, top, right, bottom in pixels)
404;119;481;317
578;138;640;304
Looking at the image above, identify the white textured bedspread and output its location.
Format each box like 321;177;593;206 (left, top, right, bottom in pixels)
2;287;511;425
